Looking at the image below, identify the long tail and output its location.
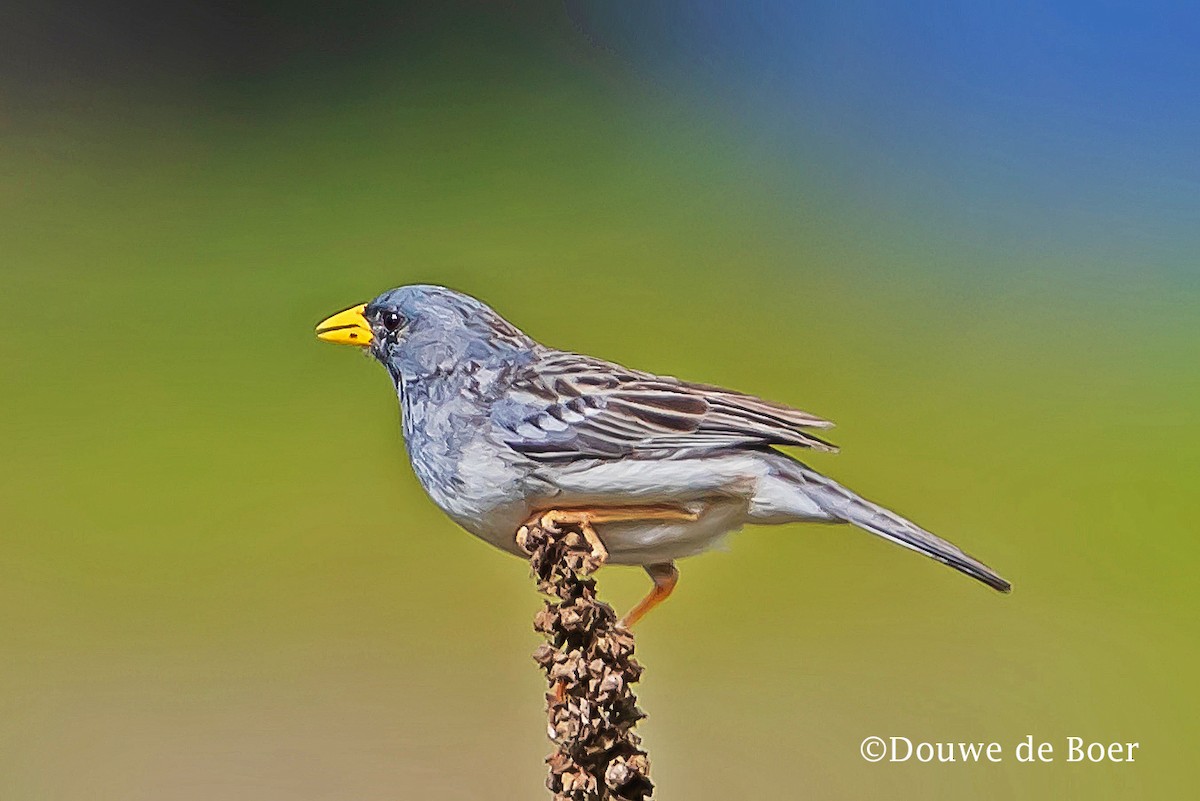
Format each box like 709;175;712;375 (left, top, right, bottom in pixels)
782;459;1011;593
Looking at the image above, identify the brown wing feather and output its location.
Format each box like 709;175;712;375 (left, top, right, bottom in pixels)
499;350;838;460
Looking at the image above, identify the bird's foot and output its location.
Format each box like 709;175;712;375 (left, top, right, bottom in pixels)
619;561;679;629
533;505;699;565
538;511;609;563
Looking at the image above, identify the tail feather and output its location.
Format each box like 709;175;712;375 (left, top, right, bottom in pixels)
787;461;1011;593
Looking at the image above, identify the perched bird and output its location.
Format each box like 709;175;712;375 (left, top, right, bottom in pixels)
316;285;1010;625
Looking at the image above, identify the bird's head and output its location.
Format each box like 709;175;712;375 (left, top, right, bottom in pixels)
315;284;534;381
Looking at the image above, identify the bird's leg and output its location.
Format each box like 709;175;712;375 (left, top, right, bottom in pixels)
619;562;679;628
537;511;608;562
539;505;700;526
528;507;695;702
535;505;700;563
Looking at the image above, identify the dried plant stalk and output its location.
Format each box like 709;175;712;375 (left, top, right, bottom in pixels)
517;520;654;801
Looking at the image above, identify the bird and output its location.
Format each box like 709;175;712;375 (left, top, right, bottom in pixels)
315;284;1010;626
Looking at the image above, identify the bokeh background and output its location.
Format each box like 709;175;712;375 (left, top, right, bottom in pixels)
2;2;1197;798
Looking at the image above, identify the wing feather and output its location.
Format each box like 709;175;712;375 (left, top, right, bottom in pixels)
493;351;837;461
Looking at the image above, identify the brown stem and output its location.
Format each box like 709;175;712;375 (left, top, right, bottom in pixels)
517;522;654;801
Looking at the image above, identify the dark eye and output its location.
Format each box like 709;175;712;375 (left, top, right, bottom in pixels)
381;311;404;332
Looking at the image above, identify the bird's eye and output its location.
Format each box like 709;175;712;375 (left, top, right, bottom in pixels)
381;311;405;332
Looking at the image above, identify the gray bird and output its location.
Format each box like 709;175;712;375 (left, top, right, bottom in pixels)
316;285;1010;625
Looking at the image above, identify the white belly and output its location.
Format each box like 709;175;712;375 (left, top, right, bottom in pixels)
448;450;832;566
463;494;749;565
590;497;750;565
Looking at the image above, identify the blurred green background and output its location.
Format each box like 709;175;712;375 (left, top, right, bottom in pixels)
2;3;1197;798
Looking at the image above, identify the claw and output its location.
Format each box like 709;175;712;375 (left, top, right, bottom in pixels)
523;504;697;570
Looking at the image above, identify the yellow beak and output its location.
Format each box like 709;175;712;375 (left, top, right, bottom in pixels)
315;303;373;347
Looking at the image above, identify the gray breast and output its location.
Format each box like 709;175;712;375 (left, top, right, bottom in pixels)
398;373;536;537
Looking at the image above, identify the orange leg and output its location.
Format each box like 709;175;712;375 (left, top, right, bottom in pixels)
528;506;695;627
619;562;679;628
534;505;699;563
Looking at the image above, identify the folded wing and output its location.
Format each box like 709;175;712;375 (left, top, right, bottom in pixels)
493;350;836;461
